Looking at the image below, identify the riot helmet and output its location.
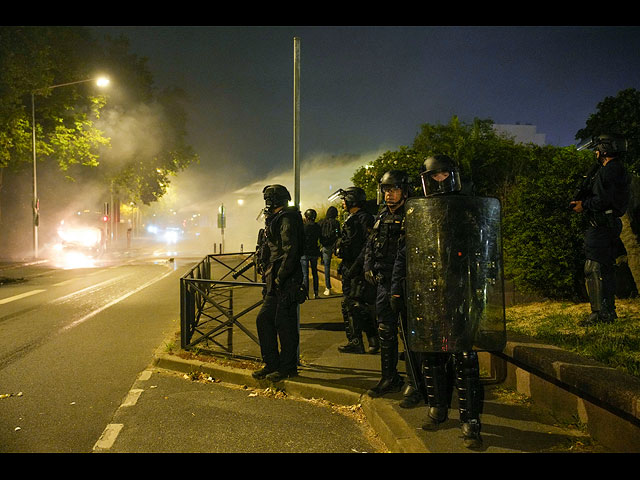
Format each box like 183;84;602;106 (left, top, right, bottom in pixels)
377;170;410;206
262;184;291;214
419;155;462;197
341;186;367;210
595;135;627;159
304;208;317;221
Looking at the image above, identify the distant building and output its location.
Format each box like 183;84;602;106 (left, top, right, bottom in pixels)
493;123;546;146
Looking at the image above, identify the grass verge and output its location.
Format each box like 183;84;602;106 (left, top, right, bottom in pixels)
505;298;640;378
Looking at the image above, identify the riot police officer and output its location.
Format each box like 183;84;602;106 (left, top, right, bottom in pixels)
394;155;506;449
364;170;419;402
571;135;630;326
252;184;305;382
333;187;378;354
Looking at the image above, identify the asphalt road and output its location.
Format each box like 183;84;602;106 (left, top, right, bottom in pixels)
0;244;386;453
0;250;188;452
98;368;385;453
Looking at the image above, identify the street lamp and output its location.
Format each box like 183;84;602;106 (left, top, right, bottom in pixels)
30;76;110;259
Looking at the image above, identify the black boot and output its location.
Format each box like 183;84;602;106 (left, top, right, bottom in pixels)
399;350;425;408
422;406;448;431
338;336;365;354
367;374;403;398
421;353;452;431
455;352;484;449
461;419;483;449
399;384;423;408
367;323;403;397
339;300;366;353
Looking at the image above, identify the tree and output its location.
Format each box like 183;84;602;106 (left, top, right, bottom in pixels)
0;27;199;257
0;26;111;239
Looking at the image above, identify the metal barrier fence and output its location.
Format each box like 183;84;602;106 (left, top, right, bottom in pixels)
180;252;265;359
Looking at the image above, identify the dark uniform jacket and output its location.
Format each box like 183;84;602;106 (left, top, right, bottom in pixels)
364;204;405;284
335;209;374;266
583;158;630;264
261;207;304;294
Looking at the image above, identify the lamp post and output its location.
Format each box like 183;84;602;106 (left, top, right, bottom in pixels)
30;76;109;259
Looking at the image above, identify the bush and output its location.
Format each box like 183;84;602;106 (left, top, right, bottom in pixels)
502;146;594;299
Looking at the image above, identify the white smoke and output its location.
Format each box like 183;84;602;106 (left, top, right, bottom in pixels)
157;149;387;255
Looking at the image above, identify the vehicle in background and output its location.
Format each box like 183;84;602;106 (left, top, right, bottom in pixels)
52;211;107;268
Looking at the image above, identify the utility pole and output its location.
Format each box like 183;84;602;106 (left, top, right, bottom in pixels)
293;37;300;209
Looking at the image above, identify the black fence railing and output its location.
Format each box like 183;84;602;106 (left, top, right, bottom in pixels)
180;252;265;360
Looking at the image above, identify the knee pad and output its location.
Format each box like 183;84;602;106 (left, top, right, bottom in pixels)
584;259;604;311
377;322;397;342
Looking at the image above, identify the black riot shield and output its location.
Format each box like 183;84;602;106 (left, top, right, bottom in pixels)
404;195;506;353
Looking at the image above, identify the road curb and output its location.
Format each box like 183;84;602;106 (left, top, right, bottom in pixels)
151;350;428;453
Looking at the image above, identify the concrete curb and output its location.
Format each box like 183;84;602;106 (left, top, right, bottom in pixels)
152;351;429;453
481;333;640;453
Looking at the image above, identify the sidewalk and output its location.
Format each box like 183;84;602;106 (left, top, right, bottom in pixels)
154;280;600;453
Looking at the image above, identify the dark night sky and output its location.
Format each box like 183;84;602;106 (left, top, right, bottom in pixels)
85;25;640;249
91;26;640;181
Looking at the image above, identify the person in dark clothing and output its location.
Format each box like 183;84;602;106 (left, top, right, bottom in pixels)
392;155;488;449
571;135;630;326
319;206;341;295
301;208;322;299
252;184;305;382
333;187;378;354
364;170;418;402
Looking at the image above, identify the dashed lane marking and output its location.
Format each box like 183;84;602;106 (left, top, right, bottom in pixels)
0;289;46;304
92;369;156;452
93;424;124;451
121;389;144;407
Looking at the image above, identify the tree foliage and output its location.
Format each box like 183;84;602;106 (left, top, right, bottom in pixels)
576;88;640;174
502;146;593;299
350;115;595;299
0;27;199;208
0;26;109;172
351;116;533;202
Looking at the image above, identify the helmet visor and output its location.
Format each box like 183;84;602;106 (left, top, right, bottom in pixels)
420;169;461;196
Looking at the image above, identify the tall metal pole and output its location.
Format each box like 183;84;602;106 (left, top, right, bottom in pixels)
31;93;38;259
293;37;301;209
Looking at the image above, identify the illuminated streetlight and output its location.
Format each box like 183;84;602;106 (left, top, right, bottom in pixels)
31;76;110;259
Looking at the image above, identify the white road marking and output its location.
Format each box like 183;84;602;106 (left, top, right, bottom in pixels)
93;423;124;450
59;270;174;333
52;275;131;303
93;369;156;451
121;389;144;407
0;289;46;304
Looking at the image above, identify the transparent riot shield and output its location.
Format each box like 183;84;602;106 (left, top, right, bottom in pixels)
404;196;506;352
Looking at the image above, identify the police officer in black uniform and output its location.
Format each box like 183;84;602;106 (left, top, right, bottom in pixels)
252;184;305;382
334;187;378;354
394;155;486;449
364;170;418;401
571;135;630;326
